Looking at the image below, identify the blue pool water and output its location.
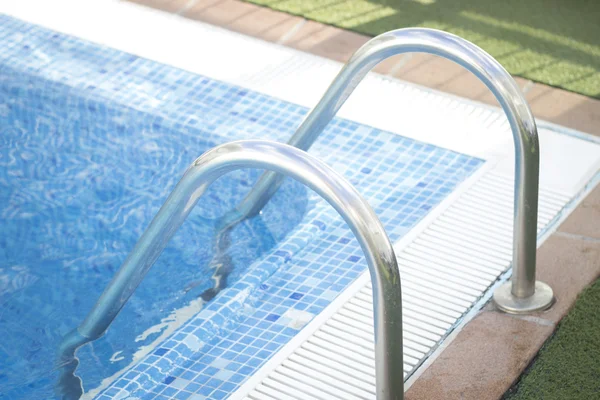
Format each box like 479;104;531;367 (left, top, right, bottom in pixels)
0;16;484;399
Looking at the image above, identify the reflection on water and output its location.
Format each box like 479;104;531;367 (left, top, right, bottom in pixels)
54;207;280;399
198;213;276;302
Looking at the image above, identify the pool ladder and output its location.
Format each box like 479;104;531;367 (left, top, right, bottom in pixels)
58;28;555;400
242;28;554;314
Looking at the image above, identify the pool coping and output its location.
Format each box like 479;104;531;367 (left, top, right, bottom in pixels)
123;1;600;399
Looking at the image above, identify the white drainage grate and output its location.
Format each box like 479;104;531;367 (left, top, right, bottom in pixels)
231;169;571;400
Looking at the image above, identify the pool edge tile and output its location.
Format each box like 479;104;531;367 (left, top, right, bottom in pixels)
533;231;600;325
555;185;600;240
405;311;555;400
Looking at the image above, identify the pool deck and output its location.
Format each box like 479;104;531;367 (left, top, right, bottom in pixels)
123;1;600;398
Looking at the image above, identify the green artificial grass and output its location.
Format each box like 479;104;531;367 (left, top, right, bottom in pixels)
244;0;600;98
504;278;600;400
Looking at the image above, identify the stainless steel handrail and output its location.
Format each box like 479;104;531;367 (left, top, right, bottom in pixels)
57;140;404;400
237;28;554;314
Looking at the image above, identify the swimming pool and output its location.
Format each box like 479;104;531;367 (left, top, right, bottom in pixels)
0;16;484;399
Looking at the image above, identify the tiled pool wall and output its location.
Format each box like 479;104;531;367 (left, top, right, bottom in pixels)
0;16;484;400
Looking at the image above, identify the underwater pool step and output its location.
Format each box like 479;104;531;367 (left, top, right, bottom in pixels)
231;168;572;400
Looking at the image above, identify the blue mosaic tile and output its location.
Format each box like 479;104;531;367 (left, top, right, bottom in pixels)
0;15;484;400
289;292;304;300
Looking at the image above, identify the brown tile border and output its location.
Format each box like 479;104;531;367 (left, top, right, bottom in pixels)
185;0;261;27
392;54;535;106
123;1;600;398
405;311;555;400
526;84;600;137
558;186;600;240
534;231;600;324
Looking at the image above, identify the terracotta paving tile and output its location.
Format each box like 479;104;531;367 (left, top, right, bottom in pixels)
392;53;452;87
526;83;600;136
393;54;531;106
227;6;301;43
307;30;367;63
558;185;600;239
284;20;364;62
532;232;600;324
405;311;554;400
438;71;530;106
183;0;258;27
393;54;472;94
128;0;191;13
371;55;408;76
281;22;399;74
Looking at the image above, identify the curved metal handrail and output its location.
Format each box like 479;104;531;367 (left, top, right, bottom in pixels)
58;140;404;400
237;28;553;314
